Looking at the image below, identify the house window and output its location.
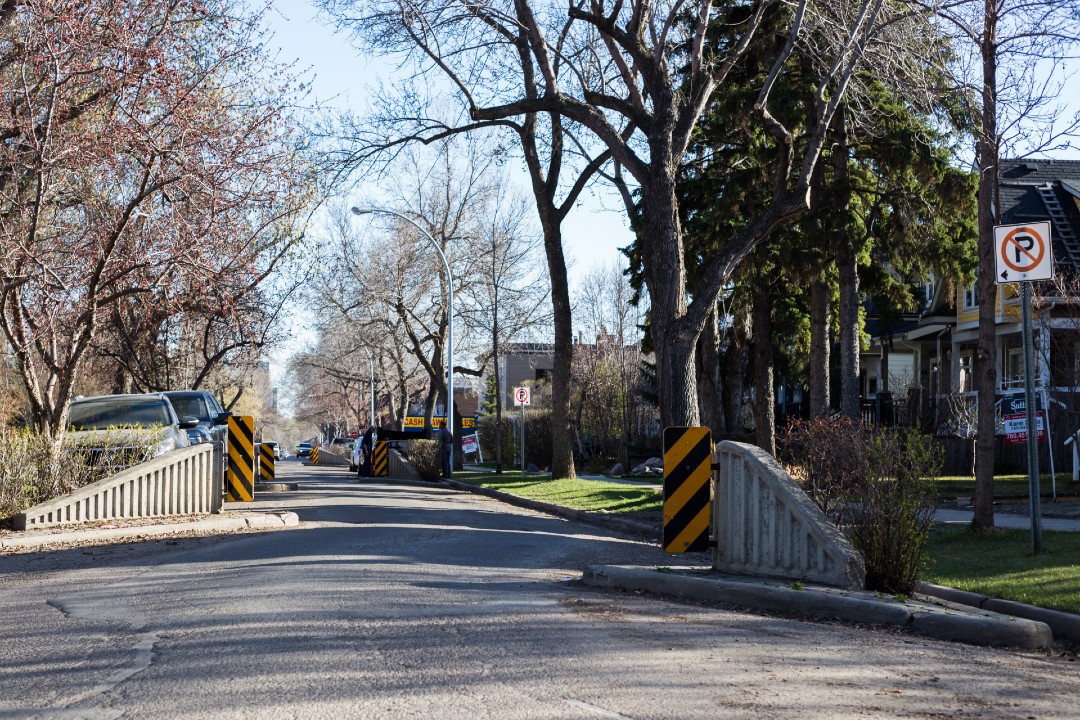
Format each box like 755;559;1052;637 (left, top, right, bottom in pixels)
1006;347;1024;388
959;354;973;392
963;282;979;310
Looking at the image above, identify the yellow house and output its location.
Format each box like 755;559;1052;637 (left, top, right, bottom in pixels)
863;159;1080;469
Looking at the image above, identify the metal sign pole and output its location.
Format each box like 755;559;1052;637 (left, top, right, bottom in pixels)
520;403;526;477
1042;388;1056;500
1020;282;1043;553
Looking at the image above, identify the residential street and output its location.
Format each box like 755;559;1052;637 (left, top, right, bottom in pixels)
1;462;1077;719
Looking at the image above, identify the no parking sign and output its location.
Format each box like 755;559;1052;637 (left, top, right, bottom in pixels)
995;221;1053;283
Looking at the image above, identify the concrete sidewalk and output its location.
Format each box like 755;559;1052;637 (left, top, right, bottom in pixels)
935;508;1080;531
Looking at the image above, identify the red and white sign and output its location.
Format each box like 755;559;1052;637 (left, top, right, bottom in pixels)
461;434;478;454
995;221;1053;283
1003;412;1045;444
513;386;531;406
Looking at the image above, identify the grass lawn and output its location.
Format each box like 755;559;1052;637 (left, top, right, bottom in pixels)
924;527;1080;615
450;470;662;515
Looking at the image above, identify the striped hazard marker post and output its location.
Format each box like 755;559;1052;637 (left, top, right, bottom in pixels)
662;426;713;553
226;416;256;502
372;441;389;477
258;443;275;484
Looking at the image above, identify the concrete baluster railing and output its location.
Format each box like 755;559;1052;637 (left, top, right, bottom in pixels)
712;441;865;590
13;443;222;531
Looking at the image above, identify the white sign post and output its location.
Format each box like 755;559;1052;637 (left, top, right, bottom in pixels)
995;220;1053;554
513;387;530;475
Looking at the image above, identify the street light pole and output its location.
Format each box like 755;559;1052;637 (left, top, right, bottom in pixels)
351;206;454;476
362;346;376;428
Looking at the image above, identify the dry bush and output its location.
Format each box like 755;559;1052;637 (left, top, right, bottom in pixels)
780;419;941;595
406;439;442;481
0;428;150;524
779;417;870;518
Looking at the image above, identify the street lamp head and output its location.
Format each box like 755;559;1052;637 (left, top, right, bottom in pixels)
350;206;372;216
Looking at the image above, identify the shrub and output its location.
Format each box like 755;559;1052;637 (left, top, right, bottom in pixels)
406;439;442;481
477;410;552;470
848;429;940;595
0;428;135;524
477;414;516;465
779;417;870;518
780;419;941;595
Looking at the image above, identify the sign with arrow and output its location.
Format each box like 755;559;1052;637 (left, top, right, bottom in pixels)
995;221;1053;283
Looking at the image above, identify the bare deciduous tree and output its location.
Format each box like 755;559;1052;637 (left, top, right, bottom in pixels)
322;0;952;430
0;0;311;443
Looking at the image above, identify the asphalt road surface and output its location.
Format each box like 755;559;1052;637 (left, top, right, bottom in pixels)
1;462;1077;719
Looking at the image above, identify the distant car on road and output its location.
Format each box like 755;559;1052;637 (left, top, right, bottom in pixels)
297;442;313;458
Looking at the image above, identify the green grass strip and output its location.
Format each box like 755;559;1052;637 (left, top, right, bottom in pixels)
451;470;662;514
925;527;1080;615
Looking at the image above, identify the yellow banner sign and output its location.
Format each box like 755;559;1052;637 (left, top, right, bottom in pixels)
403;416;476;429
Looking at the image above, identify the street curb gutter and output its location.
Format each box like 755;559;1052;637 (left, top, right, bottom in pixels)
917;582;1080;643
583;565;1054;650
0;511;301;551
442;479;658;541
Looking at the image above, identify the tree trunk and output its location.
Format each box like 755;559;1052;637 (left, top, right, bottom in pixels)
837;239;860;420
697;303;726;434
881;344;890;395
640;171;696;428
832;107;860;421
723;309;751;433
540;216;576;479
973;0;999;530
753;282;776;456
809;275;831;416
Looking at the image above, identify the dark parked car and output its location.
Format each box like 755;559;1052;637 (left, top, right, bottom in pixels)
161;390;231;444
67;393;198;470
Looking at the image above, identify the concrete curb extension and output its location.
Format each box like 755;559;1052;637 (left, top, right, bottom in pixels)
583;565;1054;650
0;511;300;551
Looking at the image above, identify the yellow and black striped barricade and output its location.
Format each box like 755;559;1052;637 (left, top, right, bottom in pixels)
258;442;275;484
372;440;389;477
663;426;712;553
310;446;319;464
226;415;256;502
